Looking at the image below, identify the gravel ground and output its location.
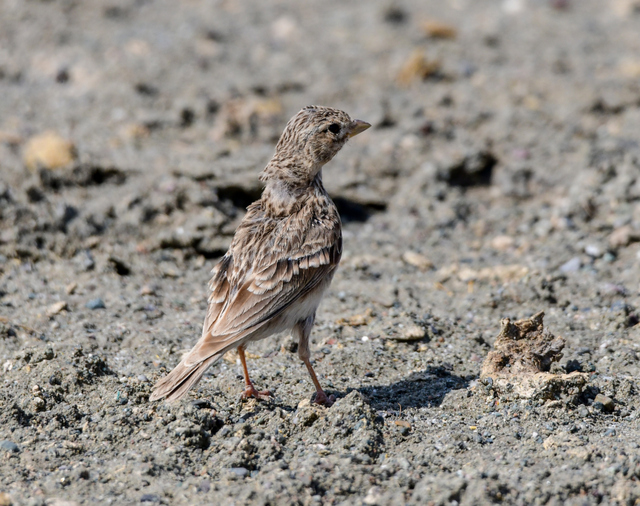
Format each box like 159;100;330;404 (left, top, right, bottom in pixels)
1;0;640;504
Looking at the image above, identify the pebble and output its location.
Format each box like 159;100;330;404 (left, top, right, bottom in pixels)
396;50;441;86
23;131;76;171
31;397;46;412
46;301;68;317
608;225;636;249
559;257;581;273
140;285;157;296
604;428;617;437
0;492;11;506
593;394;614;413
490;235;514;251
402;251;433;270
229;467;249;477
0;440;20;453
398;325;426;341
85;298;106;310
140;494;159;503
584;244;602;258
422;19;457;39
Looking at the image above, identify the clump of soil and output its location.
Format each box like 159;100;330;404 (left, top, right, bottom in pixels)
481;311;564;375
481;311;589;402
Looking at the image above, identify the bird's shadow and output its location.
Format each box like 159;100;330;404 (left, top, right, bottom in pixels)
351;365;474;411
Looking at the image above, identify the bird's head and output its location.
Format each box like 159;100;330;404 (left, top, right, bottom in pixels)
263;106;370;184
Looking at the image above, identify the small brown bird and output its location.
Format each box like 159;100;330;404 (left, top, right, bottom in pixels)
150;106;370;406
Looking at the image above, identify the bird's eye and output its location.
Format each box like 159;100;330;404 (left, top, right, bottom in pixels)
328;123;341;134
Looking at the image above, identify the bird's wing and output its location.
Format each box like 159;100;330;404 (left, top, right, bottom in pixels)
183;206;341;366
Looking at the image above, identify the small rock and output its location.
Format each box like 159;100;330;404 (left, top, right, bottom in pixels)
397;50;441;86
363;486;383;505
402;251;433;270
139;285;157;296
422;19;457;39
46;301;68;317
559;257;581;273
337;308;373;327
490;235;514;251
0;492;11;506
397;325;426;342
85;298;105;310
584;244;602;258
140;495;159;503
609;225;639;249
47;498;80;506
0;440;20;453
65;282;78;295
31;397;46;412
23;131;76;171
229;467;248;477
604;428;616;437
593;394;614;413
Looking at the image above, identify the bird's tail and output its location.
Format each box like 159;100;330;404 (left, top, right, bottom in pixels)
149;354;221;402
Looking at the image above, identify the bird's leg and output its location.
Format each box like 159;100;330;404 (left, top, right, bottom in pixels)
237;344;271;400
296;316;335;407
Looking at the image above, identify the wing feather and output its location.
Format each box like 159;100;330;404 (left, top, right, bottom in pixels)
188;199;341;367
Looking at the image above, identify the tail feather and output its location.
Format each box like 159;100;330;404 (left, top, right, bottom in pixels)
149;354;221;402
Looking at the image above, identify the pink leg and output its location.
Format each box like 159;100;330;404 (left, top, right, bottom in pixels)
238;345;271;400
296;316;335;407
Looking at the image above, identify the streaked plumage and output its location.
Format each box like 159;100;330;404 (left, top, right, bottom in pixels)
150;105;370;406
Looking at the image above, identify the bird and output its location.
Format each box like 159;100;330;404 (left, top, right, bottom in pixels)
150;105;370;406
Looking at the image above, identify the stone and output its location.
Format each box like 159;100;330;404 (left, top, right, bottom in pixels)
85;298;105;310
0;440;19;453
24;131;76;171
397;50;441;86
46;301;68;317
399;325;426;341
609;225;640;249
593;394;614;413
559;257;581;273
490;235;514;251
422;20;457;39
584;244;602;258
401;251;433;270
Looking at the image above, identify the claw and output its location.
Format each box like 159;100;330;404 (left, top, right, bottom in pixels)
242;385;272;401
313;390;335;407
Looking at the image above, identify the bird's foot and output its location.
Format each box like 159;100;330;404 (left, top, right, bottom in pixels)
312;390;336;407
241;385;272;401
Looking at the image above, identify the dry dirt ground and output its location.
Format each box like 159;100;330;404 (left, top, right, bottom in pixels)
1;0;640;504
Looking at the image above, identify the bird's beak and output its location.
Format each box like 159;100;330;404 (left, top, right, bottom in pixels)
347;119;371;138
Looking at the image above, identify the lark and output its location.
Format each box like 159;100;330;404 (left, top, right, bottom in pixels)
150;106;370;406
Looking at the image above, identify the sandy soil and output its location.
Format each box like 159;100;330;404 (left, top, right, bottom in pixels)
1;0;640;504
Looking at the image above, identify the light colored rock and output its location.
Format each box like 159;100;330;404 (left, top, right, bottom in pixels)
609;225;640;248
490;235;514;251
399;325;426;341
24;131;75;171
401;251;433;270
397;50;440;86
422;20;457;39
46;301;68;317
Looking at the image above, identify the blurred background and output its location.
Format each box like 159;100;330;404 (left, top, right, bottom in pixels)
1;0;639;269
1;1;640;504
